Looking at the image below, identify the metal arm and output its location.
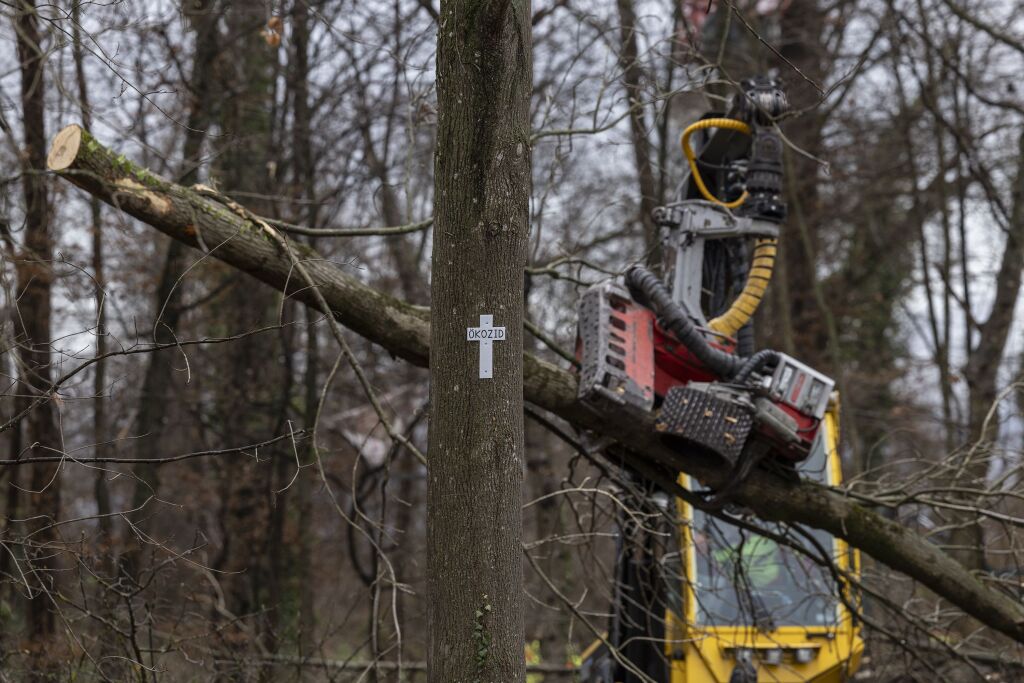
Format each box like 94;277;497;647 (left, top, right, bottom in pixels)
655;77;789;329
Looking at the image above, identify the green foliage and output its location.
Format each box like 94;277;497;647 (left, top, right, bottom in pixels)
473;594;493;680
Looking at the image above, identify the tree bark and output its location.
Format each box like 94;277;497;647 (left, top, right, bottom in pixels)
428;1;531;681
209;4;290;661
14;0;61;671
289;0;318;647
46;124;1024;646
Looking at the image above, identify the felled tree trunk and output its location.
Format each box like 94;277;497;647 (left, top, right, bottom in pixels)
47;124;1024;645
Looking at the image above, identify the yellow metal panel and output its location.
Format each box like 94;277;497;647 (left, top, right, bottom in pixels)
669;398;863;683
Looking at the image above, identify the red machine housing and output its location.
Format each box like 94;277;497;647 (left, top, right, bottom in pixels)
650;317;736;396
575;283;831;466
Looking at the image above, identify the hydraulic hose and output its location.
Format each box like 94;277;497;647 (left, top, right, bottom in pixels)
707;237;777;338
732;349;780;385
625;265;742;378
737;322;755;357
680;118;752;209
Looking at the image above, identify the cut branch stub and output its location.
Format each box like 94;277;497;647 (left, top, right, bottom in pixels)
47;124;82;170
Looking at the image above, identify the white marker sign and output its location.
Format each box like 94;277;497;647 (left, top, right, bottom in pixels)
467;314;506;379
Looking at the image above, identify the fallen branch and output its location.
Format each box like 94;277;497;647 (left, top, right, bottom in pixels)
263;215;433;237
214;655;578;675
47;124;1024;645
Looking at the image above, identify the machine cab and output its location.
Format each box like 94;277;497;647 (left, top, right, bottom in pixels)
668;405;863;682
581;404;863;683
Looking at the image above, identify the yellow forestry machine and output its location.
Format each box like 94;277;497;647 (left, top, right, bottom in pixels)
575;78;863;682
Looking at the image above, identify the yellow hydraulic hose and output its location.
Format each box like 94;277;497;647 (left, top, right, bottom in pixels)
680;118;752;209
708;237;777;337
678;117;775;336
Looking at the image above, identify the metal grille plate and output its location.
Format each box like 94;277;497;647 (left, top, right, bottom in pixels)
656;386;753;466
576;283;655;413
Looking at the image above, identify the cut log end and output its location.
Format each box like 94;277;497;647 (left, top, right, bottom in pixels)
47;124;83;171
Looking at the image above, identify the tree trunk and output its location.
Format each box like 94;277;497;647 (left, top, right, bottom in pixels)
208;4;290;662
70;1;112;544
46;125;1024;645
428;1;532;681
616;0;660;263
124;0;221;579
14;0;61;671
953;131;1024;571
289;0;318;648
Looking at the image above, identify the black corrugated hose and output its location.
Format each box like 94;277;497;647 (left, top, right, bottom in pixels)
732;348;780;384
624;265;780;382
625;265;743;378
